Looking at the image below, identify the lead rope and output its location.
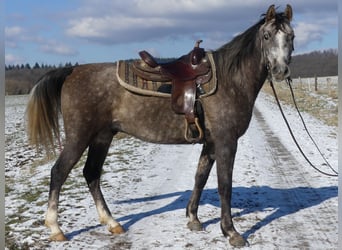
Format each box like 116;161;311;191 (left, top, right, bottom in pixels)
269;78;338;177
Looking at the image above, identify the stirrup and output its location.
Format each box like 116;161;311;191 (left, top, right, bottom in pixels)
184;117;203;143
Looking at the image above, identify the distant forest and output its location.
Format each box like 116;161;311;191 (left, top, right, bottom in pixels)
290;49;337;78
5;62;78;95
5;49;338;95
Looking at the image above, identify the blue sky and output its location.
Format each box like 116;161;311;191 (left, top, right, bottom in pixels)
5;0;338;66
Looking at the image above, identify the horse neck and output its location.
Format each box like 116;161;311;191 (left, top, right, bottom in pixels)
214;31;268;101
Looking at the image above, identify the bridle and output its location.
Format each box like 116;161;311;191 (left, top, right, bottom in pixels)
260;18;294;82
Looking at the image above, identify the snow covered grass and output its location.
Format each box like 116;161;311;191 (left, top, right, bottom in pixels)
262;76;338;127
5;87;338;249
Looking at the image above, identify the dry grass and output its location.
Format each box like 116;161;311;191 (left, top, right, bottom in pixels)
261;78;338;127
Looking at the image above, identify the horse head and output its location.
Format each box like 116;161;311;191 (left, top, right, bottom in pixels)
260;4;294;82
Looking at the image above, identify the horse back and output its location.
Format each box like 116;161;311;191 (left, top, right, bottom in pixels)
61;63;188;144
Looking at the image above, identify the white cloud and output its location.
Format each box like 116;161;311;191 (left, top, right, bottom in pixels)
75;0;261;17
5;26;23;37
39;40;78;56
65;0;269;45
293;22;325;49
5;24;78;57
5;53;25;65
5;26;25;48
67;16;174;39
64;1;337;53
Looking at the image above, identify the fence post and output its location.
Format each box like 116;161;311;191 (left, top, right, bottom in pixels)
327;77;331;95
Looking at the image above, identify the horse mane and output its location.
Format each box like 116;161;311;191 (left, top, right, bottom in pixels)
214;19;264;76
214;12;289;81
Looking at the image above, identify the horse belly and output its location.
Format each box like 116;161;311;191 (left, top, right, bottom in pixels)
113;92;189;144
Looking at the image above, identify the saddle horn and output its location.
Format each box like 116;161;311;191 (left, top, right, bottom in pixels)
191;40;205;65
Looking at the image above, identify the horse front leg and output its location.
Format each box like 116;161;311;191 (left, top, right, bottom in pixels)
186;143;215;231
216;138;247;247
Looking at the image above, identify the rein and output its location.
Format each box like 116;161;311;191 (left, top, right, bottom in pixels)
268;77;338;177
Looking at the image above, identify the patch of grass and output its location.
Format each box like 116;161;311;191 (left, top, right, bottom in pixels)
30;156;53;169
6;241;30;250
5;183;14;194
111;167;131;173
20;189;43;203
262;80;338;127
35;200;47;207
6;213;30;226
38;178;50;187
114;132;131;140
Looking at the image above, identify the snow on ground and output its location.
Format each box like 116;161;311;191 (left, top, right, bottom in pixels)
5;91;338;249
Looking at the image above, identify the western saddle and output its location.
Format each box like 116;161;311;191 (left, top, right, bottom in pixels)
132;40;212;143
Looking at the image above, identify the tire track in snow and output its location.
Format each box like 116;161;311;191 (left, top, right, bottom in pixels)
252;106;337;248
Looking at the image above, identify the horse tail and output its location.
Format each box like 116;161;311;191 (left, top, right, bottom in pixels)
26;67;74;154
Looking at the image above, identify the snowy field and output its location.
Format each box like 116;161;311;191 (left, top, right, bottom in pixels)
5;88;338;249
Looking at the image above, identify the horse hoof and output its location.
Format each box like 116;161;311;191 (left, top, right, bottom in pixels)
50;232;68;241
228;233;248;248
109;224;125;234
187;221;203;231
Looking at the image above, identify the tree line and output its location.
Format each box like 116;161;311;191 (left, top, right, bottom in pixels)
5;62;78;71
290;49;337;78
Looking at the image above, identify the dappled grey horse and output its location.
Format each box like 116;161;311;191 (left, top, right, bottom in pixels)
26;5;294;247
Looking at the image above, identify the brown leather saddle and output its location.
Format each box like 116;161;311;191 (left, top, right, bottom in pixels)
132;40;212;143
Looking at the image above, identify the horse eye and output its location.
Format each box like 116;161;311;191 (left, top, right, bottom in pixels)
264;32;270;40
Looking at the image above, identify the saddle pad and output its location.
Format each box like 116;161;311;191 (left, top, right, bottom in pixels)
116;52;217;98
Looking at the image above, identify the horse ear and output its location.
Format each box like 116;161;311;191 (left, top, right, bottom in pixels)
266;4;276;23
284;4;293;21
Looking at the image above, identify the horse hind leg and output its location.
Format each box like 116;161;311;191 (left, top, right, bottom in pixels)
83;130;125;235
45;143;88;241
186;143;215;231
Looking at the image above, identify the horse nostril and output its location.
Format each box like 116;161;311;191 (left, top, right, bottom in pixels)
284;66;290;77
271;66;280;75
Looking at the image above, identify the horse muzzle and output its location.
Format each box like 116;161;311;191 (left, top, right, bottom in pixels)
269;64;291;82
